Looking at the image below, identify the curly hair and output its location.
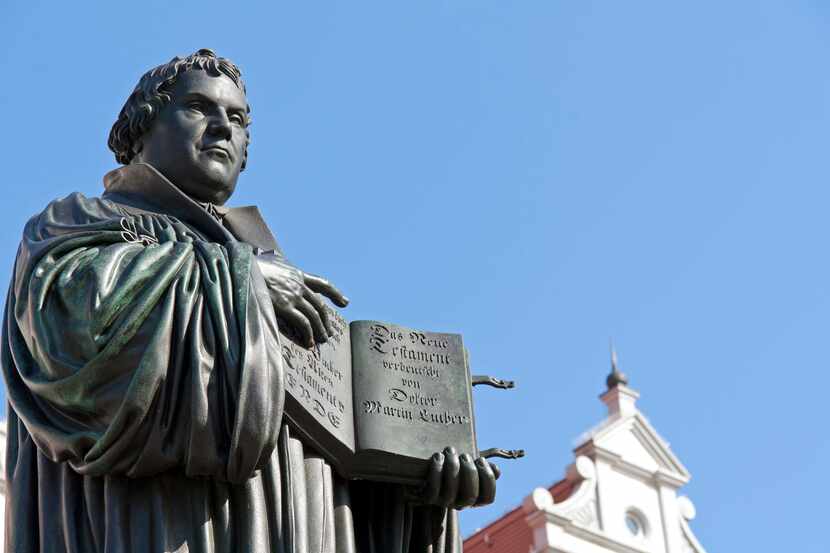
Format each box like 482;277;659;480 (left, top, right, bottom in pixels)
108;48;251;170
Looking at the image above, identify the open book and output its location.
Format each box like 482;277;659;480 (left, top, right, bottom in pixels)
279;308;477;485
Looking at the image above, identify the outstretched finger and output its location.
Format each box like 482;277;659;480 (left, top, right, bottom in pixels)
474;457;497;506
304;289;333;336
283;308;315;349
304;273;349;307
438;447;460;508
454;454;479;509
297;299;328;345
422;452;444;506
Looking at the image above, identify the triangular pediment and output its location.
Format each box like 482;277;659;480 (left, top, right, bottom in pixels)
576;413;690;483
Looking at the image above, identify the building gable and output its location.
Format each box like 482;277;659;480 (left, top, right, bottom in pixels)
578;412;690;484
464;351;707;553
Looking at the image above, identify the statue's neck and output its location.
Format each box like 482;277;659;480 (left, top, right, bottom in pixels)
103;163;281;254
197;200;225;222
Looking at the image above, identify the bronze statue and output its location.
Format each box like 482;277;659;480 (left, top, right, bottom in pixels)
2;49;498;552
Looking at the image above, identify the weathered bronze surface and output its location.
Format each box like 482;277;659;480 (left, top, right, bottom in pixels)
2;48;500;552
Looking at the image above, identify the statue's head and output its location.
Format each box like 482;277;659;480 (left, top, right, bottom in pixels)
108;49;250;205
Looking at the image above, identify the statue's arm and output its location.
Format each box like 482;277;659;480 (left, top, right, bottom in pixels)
4;194;284;483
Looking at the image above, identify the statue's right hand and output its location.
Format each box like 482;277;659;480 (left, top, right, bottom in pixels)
255;253;349;347
412;447;501;510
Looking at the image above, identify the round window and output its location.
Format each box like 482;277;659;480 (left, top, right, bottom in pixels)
624;510;647;538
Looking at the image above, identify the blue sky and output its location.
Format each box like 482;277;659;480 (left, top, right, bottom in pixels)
2;1;829;551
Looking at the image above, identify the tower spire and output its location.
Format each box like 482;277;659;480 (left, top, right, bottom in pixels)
606;339;629;390
600;340;639;416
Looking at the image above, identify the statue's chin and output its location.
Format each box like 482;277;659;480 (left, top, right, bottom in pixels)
178;168;238;205
136;157;238;205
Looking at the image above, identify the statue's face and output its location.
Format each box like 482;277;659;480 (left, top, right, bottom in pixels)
134;70;248;205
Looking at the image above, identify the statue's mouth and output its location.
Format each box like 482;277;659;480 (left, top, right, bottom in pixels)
203;146;232;161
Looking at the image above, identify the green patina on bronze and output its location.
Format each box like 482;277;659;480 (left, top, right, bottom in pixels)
1;48;502;553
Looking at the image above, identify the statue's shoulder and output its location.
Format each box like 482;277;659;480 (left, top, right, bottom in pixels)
30;191;123;226
22;191;129;243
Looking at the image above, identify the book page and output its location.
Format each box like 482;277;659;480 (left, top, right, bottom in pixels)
281;305;356;455
350;321;476;464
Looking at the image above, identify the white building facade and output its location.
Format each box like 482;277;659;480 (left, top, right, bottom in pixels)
464;358;707;553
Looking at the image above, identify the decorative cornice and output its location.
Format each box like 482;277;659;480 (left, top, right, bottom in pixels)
654;468;688;488
629;415;690;480
577;443;690;489
523;493;653;553
543;511;653;553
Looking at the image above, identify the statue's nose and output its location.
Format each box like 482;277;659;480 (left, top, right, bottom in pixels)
206;112;232;140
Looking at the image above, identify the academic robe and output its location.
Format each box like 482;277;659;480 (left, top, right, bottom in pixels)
2;163;461;553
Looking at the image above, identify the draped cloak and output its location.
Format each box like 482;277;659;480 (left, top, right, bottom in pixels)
2;163;461;553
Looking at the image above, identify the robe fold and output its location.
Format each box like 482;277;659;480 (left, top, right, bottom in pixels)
2;163;461;553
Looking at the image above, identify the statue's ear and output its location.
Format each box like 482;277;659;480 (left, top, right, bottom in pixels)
131;139;143;157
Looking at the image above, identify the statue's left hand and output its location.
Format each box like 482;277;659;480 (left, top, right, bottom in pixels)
256;253;349;347
415;447;501;510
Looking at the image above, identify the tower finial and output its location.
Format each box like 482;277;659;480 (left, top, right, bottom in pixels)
606;339;629;389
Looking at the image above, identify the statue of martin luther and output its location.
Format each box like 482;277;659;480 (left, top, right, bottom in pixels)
1;49;498;553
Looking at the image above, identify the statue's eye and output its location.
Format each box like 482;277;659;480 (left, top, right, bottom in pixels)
230;114;245;126
187;101;204;112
